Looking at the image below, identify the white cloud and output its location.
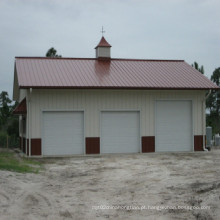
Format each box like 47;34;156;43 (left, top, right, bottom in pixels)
0;0;219;98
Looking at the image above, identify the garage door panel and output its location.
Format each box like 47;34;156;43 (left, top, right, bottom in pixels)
156;101;192;152
101;111;140;153
43;112;84;156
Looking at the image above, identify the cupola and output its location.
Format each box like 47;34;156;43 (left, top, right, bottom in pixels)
95;36;111;60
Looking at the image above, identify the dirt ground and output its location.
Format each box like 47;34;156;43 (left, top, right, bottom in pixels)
0;148;220;220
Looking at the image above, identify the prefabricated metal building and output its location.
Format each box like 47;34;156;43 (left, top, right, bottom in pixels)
13;37;219;156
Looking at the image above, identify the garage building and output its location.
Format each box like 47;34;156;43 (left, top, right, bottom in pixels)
13;37;219;156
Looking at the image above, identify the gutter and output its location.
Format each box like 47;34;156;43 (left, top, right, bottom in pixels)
203;90;212;152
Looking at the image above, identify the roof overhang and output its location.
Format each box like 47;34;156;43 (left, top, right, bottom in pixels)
13;98;27;115
18;86;220;90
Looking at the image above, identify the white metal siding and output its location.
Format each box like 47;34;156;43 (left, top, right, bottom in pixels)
29;90;205;139
155;101;192;152
101;111;140;153
19;89;27;102
42;111;84;156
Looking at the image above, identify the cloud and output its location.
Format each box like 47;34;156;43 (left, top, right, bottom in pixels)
0;0;219;98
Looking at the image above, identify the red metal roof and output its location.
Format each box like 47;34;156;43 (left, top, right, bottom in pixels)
14;57;219;90
13;98;27;115
95;37;111;49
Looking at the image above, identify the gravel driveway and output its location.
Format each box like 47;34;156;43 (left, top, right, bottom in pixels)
1;148;220;220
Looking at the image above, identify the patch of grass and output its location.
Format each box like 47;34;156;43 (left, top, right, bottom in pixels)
0;150;42;173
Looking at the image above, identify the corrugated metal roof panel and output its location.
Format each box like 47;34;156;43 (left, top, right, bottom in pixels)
15;57;219;90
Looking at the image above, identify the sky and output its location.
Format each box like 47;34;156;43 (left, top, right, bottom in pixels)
0;0;220;99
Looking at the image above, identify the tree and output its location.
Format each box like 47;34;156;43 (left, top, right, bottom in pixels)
190;62;220;132
0;91;18;130
46;47;62;57
0;91;12;128
192;61;204;74
0;91;11;107
0;91;19;147
211;67;220;86
206;67;220;133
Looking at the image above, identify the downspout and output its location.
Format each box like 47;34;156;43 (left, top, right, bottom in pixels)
203;90;211;151
28;88;32;156
21;116;23;152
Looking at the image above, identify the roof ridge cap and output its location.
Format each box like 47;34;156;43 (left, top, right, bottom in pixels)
15;57;184;62
15;57;96;60
111;58;185;62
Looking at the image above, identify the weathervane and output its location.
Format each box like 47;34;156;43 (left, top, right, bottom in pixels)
101;26;105;36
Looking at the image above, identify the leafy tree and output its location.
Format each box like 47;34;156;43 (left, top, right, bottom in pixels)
46;47;62;57
0;91;12;128
191;63;220;133
211;67;220;86
0;91;19;147
0;91;11;105
206;67;220;133
192;61;204;74
206;92;216;113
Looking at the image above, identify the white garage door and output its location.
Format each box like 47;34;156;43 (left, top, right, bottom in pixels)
155;101;192;152
101;111;140;153
42;111;84;156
